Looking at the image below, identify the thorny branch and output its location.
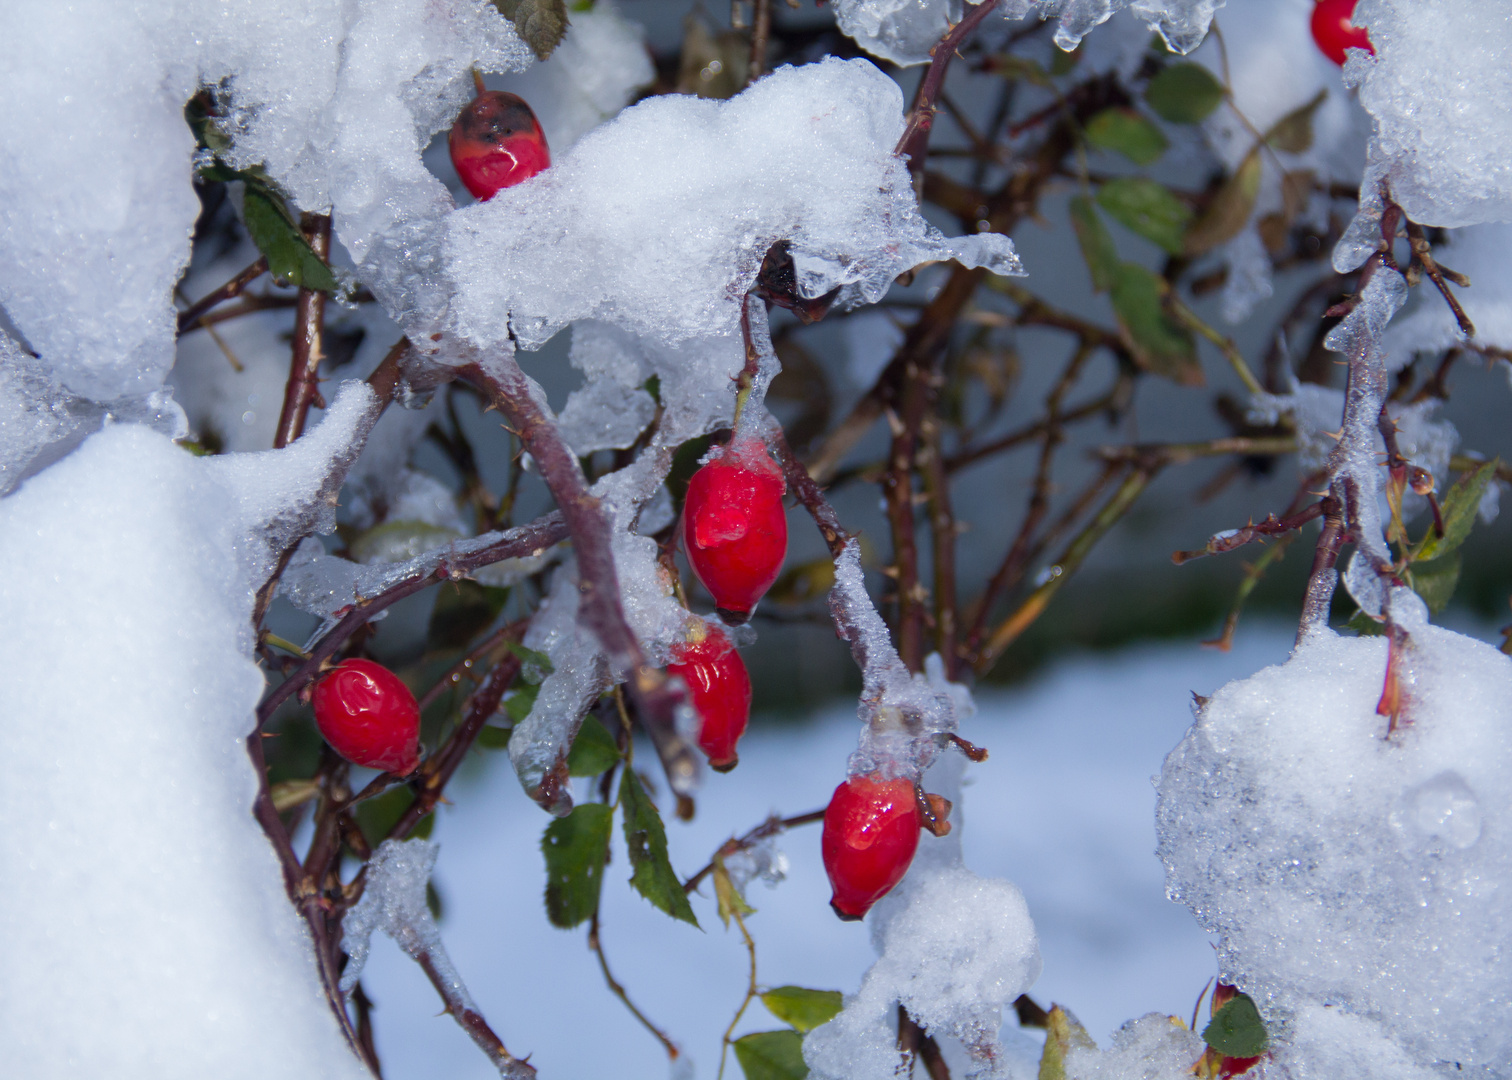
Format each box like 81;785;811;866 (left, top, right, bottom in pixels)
274;213;333;448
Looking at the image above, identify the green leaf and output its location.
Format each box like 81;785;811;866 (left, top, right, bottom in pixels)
542;802;613;928
567;714;622;777
494;0;569;60
1039;1005;1097;1080
1417;460;1498;561
761;987;843;1033
1408;551;1462;613
1184;147;1263;256
355;785;432;848
1084;107;1169;165
1068;196;1118;294
620;770;699;927
1264;89;1327;154
733;1030;808;1080
1344;609;1386;637
240;183;340;294
506;640;555;684
1109;263;1201;385
504;684;540;724
429;580;509;651
1202;993;1269;1059
476;724;512;750
1096;178;1192;255
713;856;756;929
1145;63;1225;124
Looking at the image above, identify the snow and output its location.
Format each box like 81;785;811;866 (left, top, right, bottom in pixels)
0;415;373;1078
1065;1014;1205;1080
1157;622;1512;1075
445;57;1019;356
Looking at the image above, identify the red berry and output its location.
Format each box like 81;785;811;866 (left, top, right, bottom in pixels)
1219;1056;1264;1079
669;626;751;772
448;90;550;201
821;773;921;921
1310;0;1373;66
682;438;787;620
312;658;421;775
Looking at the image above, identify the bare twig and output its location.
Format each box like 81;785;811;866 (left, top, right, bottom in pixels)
683;808;827;895
896;1;1004;176
414;951;536;1078
589;909;683;1062
176;255;269;334
274;213;333;448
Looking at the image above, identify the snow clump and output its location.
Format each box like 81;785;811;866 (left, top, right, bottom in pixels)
1157;619;1512;1076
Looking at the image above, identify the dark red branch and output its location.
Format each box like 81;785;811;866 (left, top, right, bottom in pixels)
274;214;333;448
896;1;1004;176
176;256;269;334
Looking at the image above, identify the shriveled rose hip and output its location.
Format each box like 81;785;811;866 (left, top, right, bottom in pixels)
448;89;550;201
682;437;787;621
312;658;421;776
821;773;921;920
669;625;751;772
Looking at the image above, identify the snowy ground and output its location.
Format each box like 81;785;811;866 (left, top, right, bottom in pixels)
358;624;1301;1079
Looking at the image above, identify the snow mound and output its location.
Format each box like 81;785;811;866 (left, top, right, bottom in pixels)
1157;624;1512;1075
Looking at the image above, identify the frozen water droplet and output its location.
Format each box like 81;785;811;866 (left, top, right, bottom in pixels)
1391;771;1482;851
241;410;256;425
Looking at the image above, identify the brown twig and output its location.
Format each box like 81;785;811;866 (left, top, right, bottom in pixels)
895;1;1004;177
414;951;535;1077
176;255;269;334
274;213;333;448
682;808;827;895
747;0;772;82
589;909;683;1062
1171;499;1325;564
457;354;694;809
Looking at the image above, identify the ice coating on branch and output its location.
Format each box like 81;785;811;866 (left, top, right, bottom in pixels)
1346;0;1512;231
1064;1015;1205;1080
1156;624;1512;1075
831;0;961;67
1049;0;1226;54
0;423;374;1077
492;4;655;155
0;0;529;406
829;543;970;778
446;58;1020;354
805;753;1041;1078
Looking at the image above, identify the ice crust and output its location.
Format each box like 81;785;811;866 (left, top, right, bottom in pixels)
831;0;1226;64
445;58;1020;355
0;417;374;1077
1064;1015;1205;1080
1157;623;1512;1075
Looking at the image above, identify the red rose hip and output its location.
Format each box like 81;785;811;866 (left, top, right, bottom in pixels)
312;658;421;775
682;437;787;621
822;773;922;920
448;89;550;201
1310;0;1373;65
669;625;751;772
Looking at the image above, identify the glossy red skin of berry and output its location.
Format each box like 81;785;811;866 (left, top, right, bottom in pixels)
669;628;751;772
448;91;551;201
312;658;421;775
1310;0;1373;65
1219;1056;1264;1079
682;438;787;619
822;774;921;921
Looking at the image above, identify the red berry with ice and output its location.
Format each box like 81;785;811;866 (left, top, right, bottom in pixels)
668;625;751;772
822;773;922;920
1310;0;1373;65
312;658;421;775
682;438;787;620
448;90;550;201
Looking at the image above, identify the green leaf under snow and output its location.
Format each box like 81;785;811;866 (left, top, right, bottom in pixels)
1109;262;1201;385
1408;551;1462;614
733;1030;809;1080
1263;89;1327;154
1417;460;1498;561
1344;609;1386;637
1083;107;1169;165
504;683;539;723
567;714;622;777
620;770;699;927
1039;1005;1097;1080
1069;195;1118;294
1144;62;1225;124
494;0;569;60
1184;147;1263;256
761;987;844;1033
1096;177;1193;255
542;802;613;928
1202;993;1269;1058
240;184;340;294
506;640;555;684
